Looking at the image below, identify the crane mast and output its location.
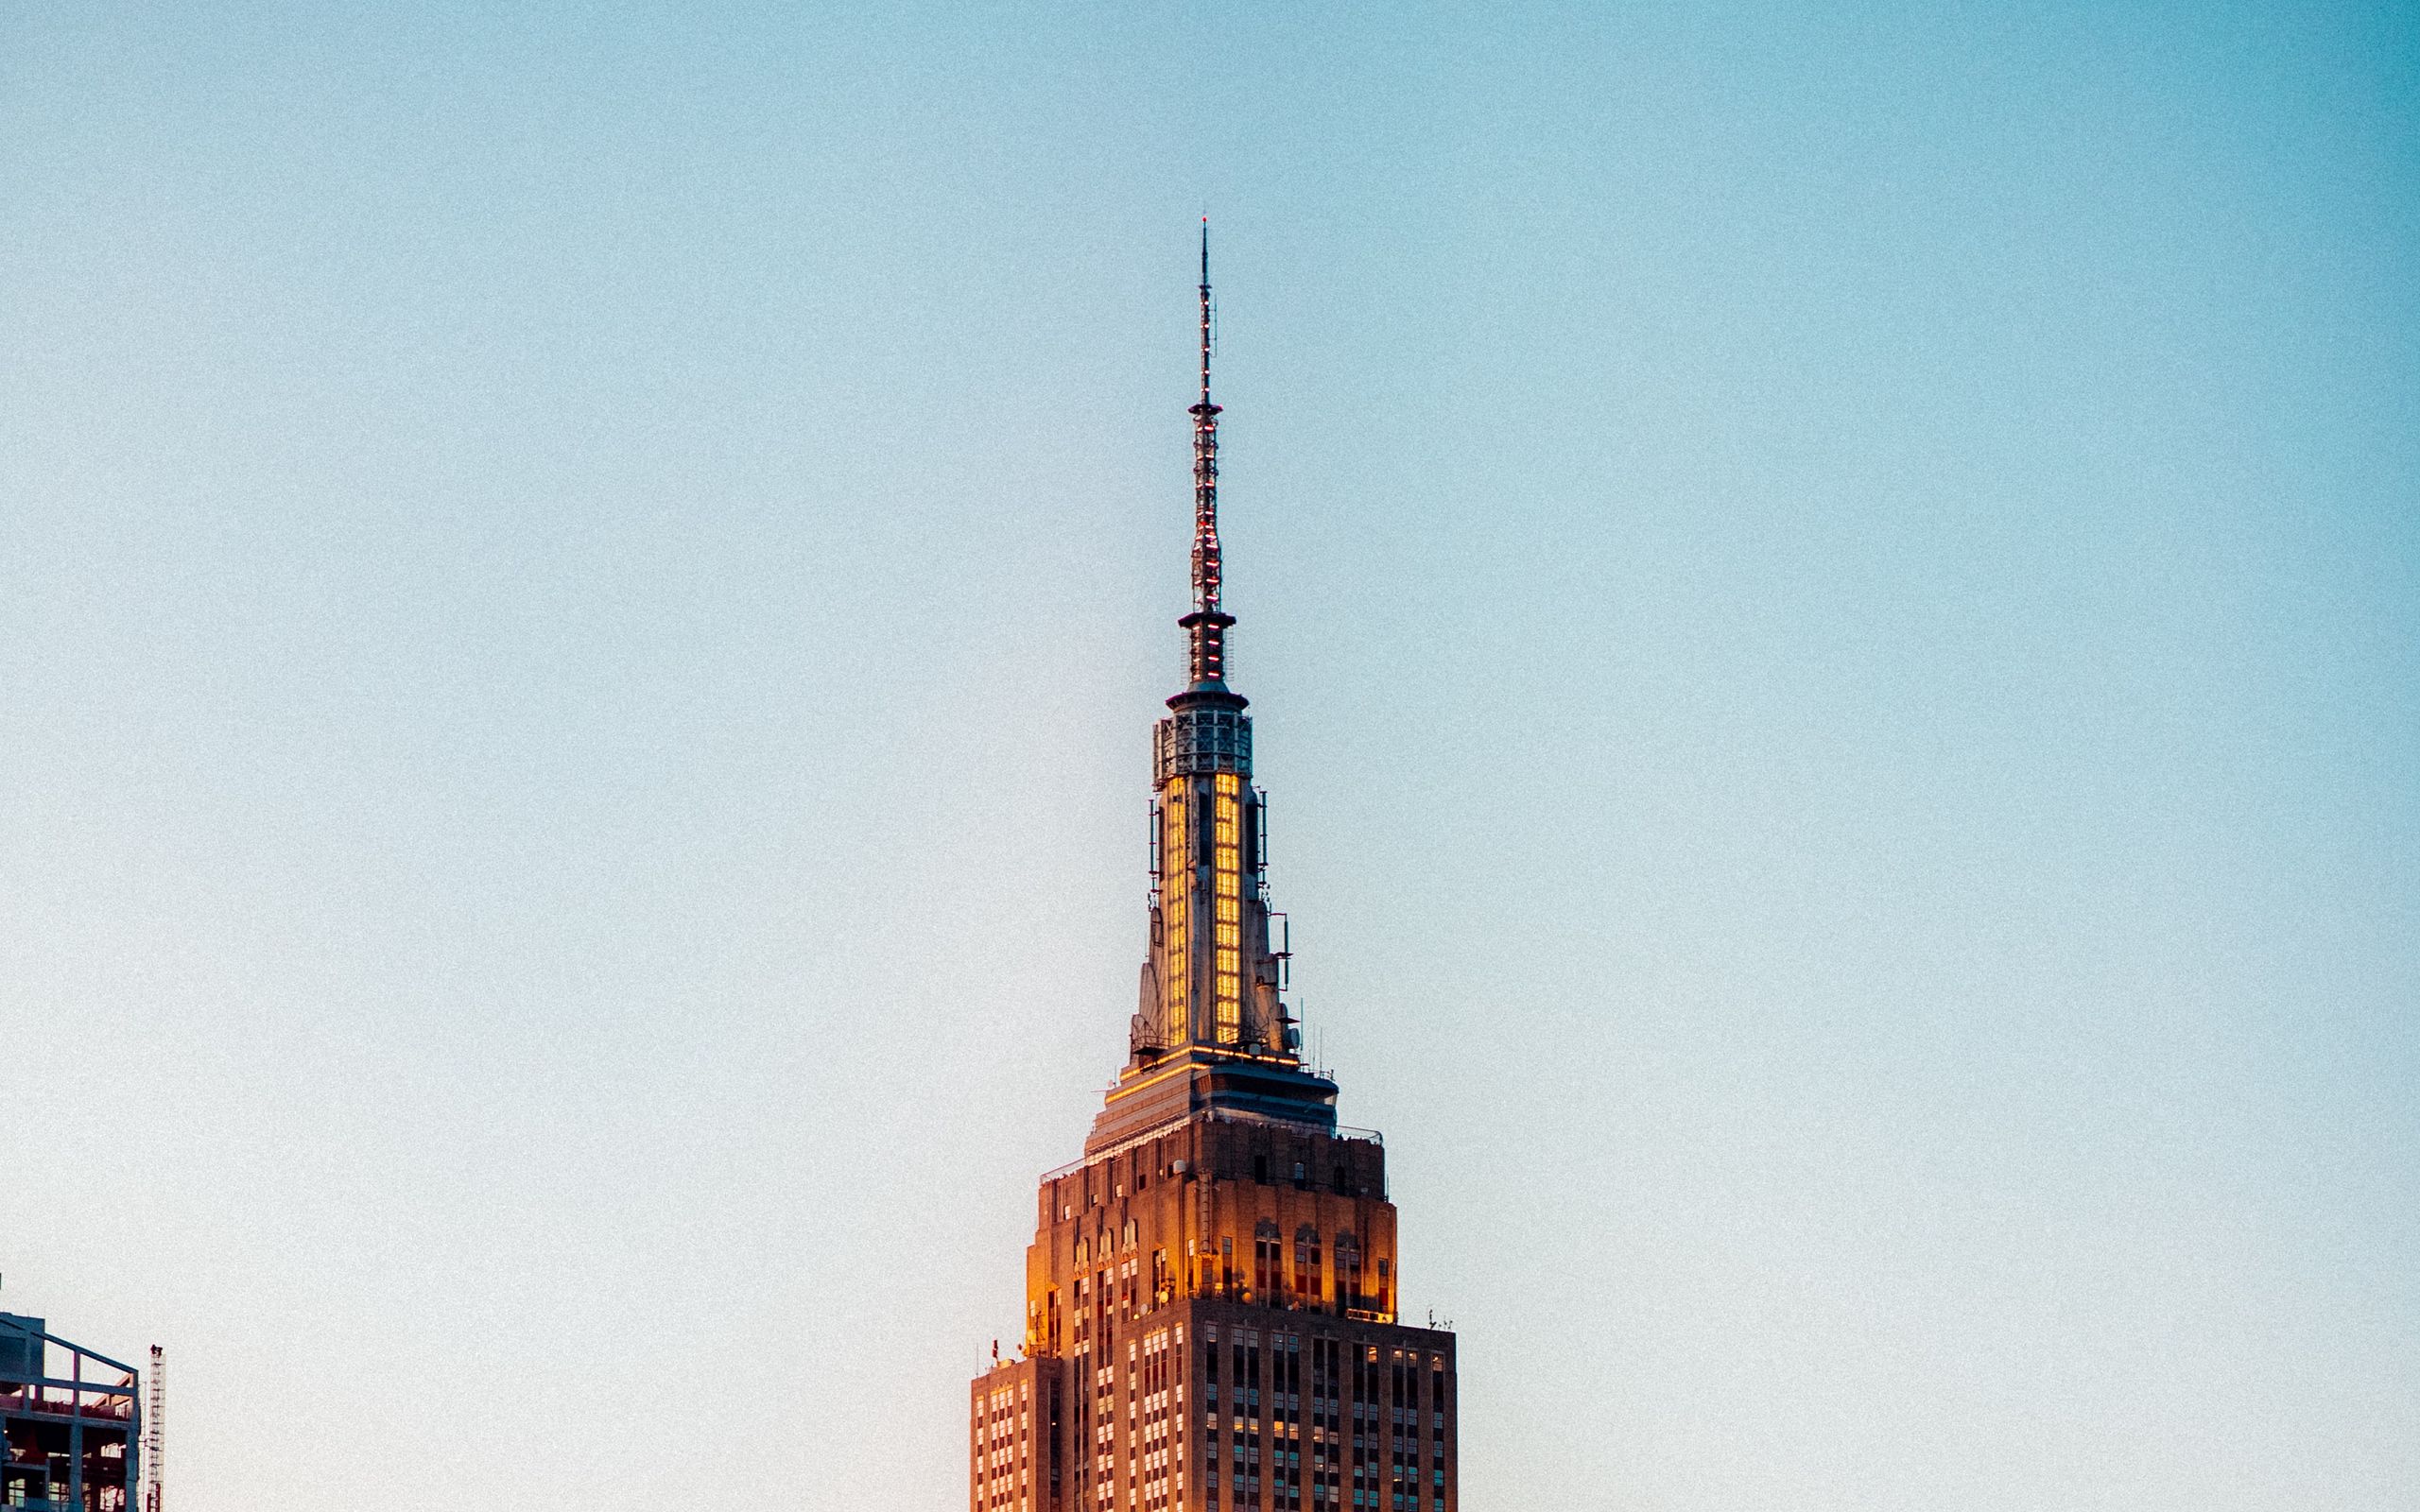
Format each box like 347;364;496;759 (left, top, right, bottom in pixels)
144;1345;164;1512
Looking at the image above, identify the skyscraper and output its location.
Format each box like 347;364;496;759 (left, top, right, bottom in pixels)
968;234;1458;1512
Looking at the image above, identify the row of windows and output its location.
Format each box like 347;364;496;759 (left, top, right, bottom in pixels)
1005;1324;1445;1512
1153;777;1263;886
1150;768;1264;876
1059;1151;1357;1234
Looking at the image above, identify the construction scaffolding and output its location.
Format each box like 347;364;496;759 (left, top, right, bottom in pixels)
1;1314;141;1512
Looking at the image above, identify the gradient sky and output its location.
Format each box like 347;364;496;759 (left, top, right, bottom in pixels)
4;3;2415;1508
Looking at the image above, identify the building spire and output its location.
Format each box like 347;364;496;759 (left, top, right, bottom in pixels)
1118;223;1330;1125
1199;219;1214;411
1184;219;1230;688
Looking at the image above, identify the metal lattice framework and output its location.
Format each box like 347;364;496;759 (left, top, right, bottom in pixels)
1184;221;1231;689
143;1347;163;1512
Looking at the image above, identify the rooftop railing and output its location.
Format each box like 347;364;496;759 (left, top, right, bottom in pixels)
1042;1111;1385;1185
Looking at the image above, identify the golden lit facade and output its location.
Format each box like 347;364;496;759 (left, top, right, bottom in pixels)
969;237;1458;1512
1149;717;1265;1055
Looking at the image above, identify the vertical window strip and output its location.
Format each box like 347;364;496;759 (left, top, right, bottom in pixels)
1164;782;1190;1035
1213;774;1243;1040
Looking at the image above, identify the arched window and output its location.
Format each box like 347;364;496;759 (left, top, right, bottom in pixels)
1293;1224;1322;1309
1253;1219;1281;1304
1335;1232;1362;1314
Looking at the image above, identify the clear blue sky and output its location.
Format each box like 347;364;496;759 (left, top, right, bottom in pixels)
4;3;2414;1507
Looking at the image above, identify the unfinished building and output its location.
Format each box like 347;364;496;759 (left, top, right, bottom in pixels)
1;1314;140;1512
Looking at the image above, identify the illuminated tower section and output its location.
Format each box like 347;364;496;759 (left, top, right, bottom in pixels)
1152;661;1262;1052
1134;232;1289;1075
971;232;1459;1512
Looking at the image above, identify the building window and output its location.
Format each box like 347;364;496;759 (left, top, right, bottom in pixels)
1254;1221;1281;1305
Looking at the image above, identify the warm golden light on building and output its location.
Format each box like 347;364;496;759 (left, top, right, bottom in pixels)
970;234;1458;1512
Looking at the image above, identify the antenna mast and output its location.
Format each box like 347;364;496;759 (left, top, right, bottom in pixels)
1184;219;1231;688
